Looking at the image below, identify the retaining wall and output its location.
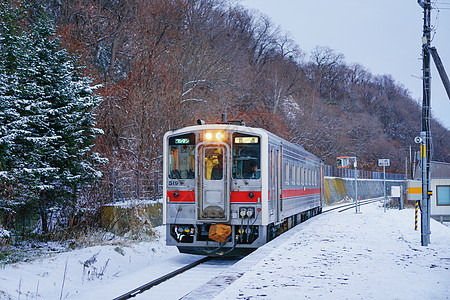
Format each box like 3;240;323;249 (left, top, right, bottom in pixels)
324;177;406;205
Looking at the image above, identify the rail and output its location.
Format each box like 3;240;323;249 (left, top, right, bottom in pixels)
322;197;383;214
112;257;211;300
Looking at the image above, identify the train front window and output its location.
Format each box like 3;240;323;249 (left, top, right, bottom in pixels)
168;133;195;179
205;148;223;180
232;133;260;179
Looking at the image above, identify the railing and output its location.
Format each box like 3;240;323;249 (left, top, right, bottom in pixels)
323;165;405;180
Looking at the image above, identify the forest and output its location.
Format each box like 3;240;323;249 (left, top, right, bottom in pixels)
0;0;449;239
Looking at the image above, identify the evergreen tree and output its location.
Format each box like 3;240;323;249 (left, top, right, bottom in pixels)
0;2;31;204
0;3;106;234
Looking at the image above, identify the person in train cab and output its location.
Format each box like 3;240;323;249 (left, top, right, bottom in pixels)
211;153;223;180
245;162;258;179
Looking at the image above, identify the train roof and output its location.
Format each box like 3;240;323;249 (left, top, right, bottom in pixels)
164;124;321;161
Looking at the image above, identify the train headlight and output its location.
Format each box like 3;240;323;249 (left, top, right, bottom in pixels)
205;132;213;140
216;132;223;140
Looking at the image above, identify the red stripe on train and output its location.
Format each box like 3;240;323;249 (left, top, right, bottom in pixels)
167;189;318;203
167;190;195;203
230;191;261;203
282;188;321;198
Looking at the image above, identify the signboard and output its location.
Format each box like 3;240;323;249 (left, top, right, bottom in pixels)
407;180;422;201
337;156;350;168
391;186;401;197
378;159;390;167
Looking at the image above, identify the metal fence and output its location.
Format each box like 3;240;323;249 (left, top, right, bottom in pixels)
323;165;405;180
105;164;405;203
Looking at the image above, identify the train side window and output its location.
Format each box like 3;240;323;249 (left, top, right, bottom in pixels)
285;163;290;185
232;133;260;179
301;167;304;185
291;163;295;186
168;133;195;179
296;166;300;185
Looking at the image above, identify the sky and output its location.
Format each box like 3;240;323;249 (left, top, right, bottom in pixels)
240;0;450;129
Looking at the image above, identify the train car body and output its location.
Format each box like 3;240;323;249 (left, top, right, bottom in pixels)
163;123;323;256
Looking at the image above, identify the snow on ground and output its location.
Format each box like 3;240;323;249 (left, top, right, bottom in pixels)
1;201;449;300
0;226;179;300
212;202;450;300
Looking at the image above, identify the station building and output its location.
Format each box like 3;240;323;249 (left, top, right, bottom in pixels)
408;161;450;221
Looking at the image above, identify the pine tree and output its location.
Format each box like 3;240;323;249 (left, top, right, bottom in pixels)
0;2;32;205
0;3;106;234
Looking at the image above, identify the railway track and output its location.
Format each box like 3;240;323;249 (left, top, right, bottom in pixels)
113;256;212;300
322;197;384;213
113;256;241;299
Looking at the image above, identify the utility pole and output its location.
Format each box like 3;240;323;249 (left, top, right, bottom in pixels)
417;0;449;245
418;0;431;246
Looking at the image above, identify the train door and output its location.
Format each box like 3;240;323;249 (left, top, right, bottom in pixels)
196;145;230;222
270;148;275;218
270;147;281;224
277;147;282;222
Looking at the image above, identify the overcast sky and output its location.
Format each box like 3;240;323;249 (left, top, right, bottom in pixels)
240;0;450;129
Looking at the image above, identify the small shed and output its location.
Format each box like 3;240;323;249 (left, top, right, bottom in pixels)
408;161;450;221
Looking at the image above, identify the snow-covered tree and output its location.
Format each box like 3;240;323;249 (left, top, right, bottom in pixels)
0;3;106;233
0;2;31;204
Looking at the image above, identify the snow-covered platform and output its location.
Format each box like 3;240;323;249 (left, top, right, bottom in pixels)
183;201;450;299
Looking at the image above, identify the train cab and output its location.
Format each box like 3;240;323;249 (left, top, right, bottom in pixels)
163;123;322;256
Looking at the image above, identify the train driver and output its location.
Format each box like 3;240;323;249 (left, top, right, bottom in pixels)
211;153;223;180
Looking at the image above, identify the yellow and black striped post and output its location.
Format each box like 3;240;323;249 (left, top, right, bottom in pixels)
415;201;418;231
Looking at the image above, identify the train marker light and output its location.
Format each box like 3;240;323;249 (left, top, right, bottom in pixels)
205;132;213;140
216;132;223;140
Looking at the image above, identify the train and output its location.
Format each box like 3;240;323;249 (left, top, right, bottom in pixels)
163;120;323;256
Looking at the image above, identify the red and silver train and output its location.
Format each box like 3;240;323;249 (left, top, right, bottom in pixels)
163;121;323;256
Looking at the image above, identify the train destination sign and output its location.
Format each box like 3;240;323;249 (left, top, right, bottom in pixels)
235;137;259;144
175;138;191;144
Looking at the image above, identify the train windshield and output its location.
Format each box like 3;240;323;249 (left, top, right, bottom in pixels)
232;133;260;179
205;148;223;180
168;133;195;179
